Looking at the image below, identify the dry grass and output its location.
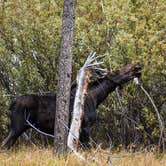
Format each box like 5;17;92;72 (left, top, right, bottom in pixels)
0;146;165;166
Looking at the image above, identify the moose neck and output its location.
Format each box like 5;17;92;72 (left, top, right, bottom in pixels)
88;76;118;107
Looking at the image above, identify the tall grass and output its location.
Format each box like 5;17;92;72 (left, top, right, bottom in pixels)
0;146;165;166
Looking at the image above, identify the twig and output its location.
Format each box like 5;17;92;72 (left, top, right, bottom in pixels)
25;111;86;149
140;85;165;148
25;114;54;138
87;62;104;68
88;54;107;62
93;67;108;72
115;87;154;140
134;78;165;149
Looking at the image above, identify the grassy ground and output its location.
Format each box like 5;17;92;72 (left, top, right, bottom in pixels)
0;146;165;166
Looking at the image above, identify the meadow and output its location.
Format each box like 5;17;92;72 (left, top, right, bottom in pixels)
0;146;165;166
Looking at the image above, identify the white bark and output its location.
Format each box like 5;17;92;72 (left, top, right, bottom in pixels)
67;52;106;152
67;68;89;151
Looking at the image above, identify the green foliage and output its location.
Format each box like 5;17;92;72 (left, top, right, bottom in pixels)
0;0;165;147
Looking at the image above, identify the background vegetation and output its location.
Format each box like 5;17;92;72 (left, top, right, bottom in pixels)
0;0;165;149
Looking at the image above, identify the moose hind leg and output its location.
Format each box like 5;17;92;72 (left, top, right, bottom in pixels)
1;130;16;149
1;125;28;149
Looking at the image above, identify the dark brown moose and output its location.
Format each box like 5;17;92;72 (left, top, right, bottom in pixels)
1;64;141;149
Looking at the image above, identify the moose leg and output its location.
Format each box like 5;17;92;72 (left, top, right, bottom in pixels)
1;111;29;149
1;130;17;149
80;127;90;145
1;126;28;149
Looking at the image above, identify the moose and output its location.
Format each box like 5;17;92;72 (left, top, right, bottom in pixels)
1;64;141;149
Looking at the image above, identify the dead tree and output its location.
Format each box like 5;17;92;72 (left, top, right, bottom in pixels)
67;52;107;153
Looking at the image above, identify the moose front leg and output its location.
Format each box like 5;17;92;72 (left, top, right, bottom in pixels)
79;126;91;149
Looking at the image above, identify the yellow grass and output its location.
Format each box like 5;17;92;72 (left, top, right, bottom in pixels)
0;146;165;166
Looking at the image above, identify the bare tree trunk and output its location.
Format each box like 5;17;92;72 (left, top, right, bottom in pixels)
67;52;106;153
54;0;76;155
67;69;90;151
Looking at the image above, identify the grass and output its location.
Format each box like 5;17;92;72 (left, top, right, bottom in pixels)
0;146;165;166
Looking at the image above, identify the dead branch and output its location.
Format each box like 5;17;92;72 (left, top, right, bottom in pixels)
134;78;165;149
67;52;106;152
115;87;154;142
25;112;85;149
25;113;54;138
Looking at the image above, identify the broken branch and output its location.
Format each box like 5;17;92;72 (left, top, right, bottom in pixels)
67;52;106;152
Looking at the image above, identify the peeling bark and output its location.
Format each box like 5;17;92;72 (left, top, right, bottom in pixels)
67;69;90;151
